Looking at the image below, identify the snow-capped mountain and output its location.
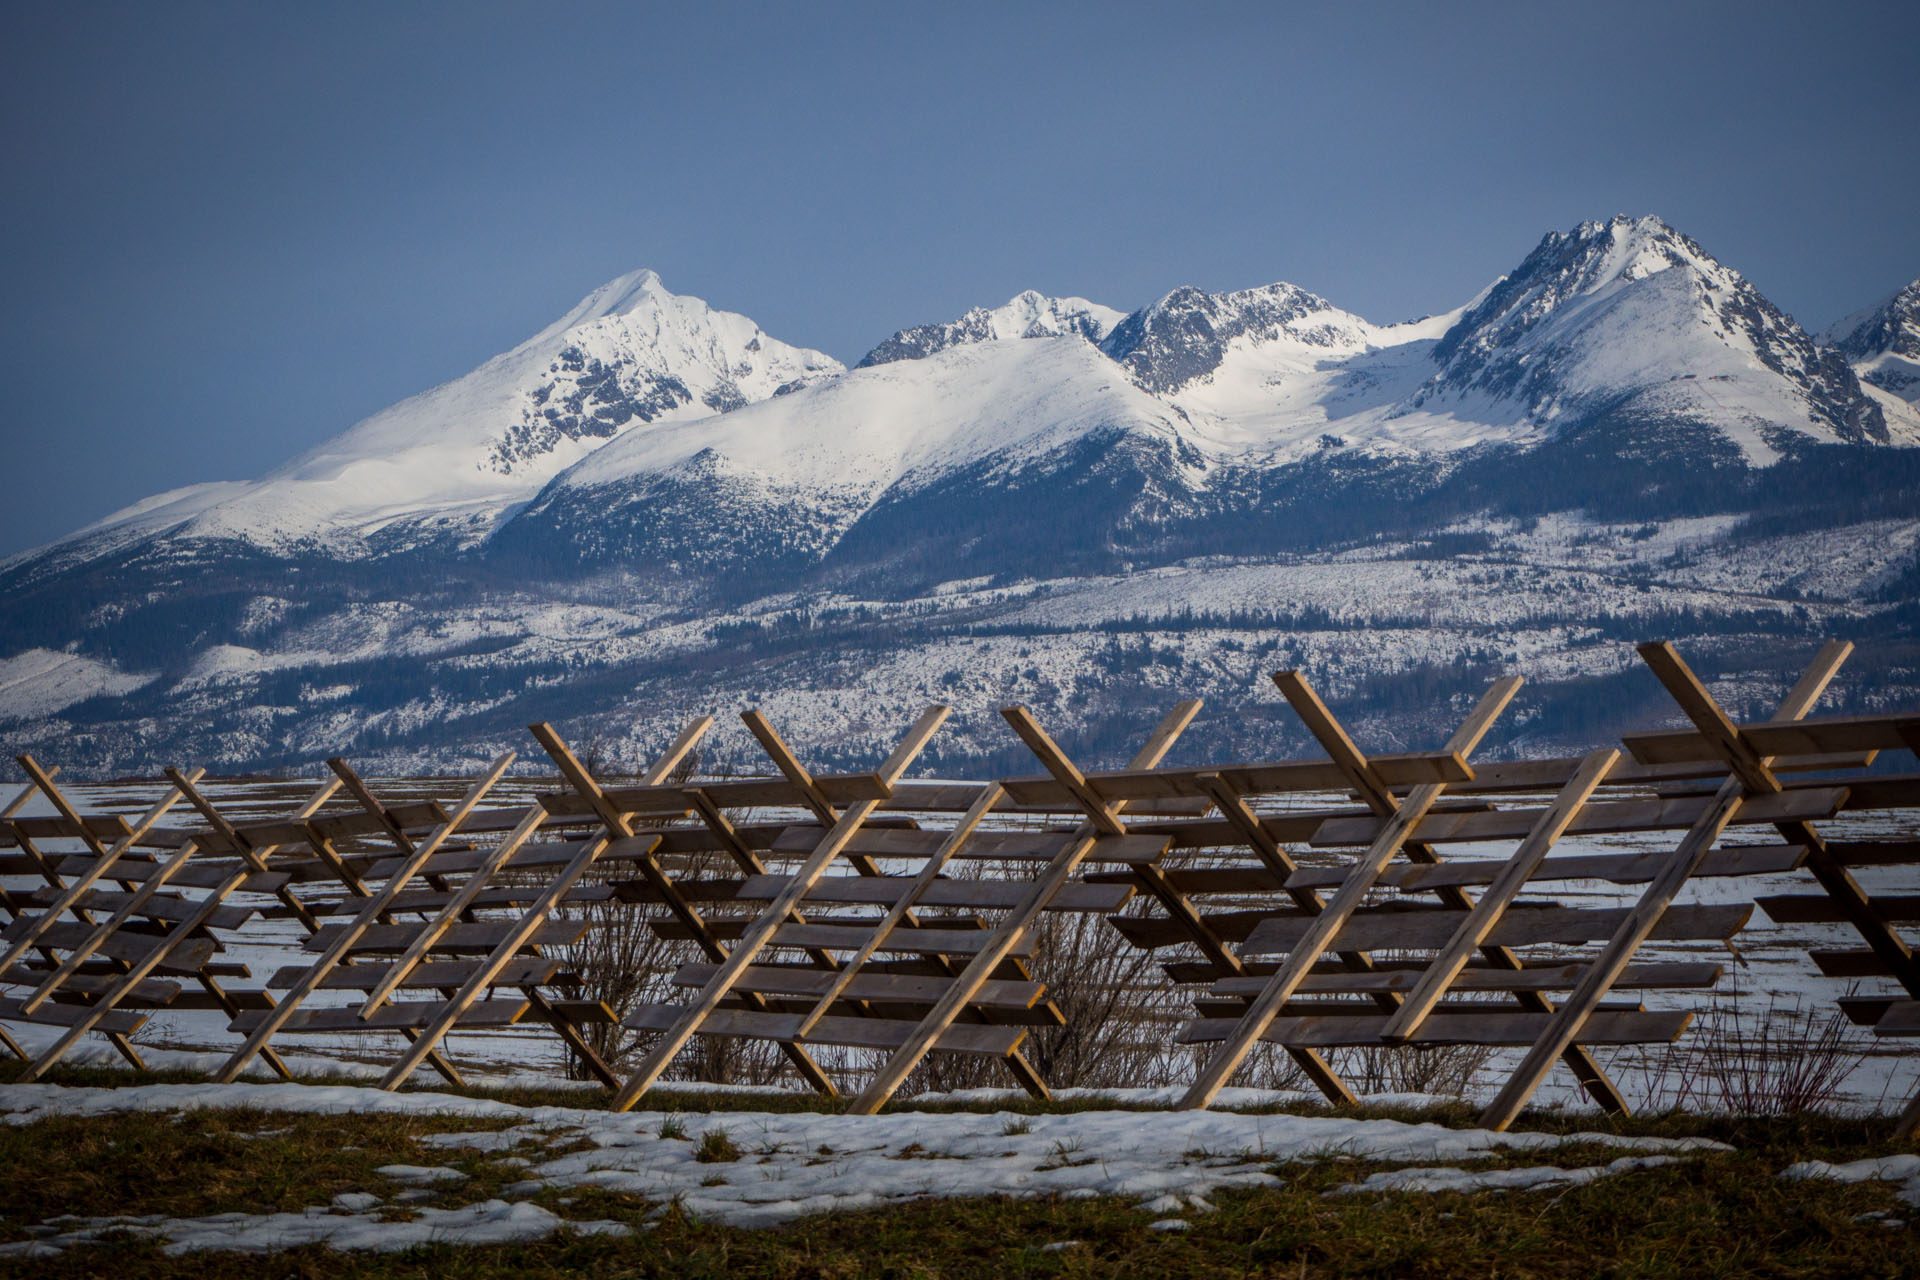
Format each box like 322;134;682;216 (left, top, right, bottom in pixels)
1411;216;1890;461
16;270;840;568
4;216;1918;776
497;336;1205;580
856;291;1124;368
1824;277;1920;406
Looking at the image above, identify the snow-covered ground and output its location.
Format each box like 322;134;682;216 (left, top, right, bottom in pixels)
0;1081;1730;1251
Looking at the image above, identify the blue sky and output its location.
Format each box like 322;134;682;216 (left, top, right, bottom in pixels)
2;1;1916;555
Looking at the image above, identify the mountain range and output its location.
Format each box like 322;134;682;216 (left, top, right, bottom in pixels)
4;215;1917;776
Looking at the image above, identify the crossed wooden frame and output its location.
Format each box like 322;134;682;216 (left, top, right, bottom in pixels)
0;757;326;1080
1154;642;1871;1126
1608;641;1920;1139
609;699;1197;1113
213;717;717;1090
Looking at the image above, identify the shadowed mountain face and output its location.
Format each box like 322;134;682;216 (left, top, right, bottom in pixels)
1824;278;1920;405
3;217;1917;775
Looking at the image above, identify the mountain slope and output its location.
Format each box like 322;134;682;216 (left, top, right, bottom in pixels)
495;336;1206;582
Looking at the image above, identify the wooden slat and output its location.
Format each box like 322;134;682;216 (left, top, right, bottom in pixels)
1307;786;1847;848
1207;961;1723;998
1759;895;1920;924
304;919;587;955
25;925;218;972
20;888;255;933
1873;1001;1920;1036
1623;711;1920;765
650;919;1036;957
764;826;1173;865
729;873;1132;914
669;962;1045;1010
996;750;1471;809
4;816;133;842
1105;910;1277;951
1282;843;1808;891
623;1003;1028;1055
0;998;147;1034
1812;948;1895;978
1241;903;1753;955
1823;840;1920;867
230;998;530;1033
1178;1009;1692;1048
264;956;560;990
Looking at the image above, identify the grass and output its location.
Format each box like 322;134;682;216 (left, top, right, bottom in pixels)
0;1064;1915;1277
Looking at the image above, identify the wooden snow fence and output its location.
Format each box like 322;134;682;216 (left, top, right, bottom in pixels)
611;700;1210;1113
1;635;1915;1132
0;758;322;1080
1608;641;1920;1139
212;719;719;1090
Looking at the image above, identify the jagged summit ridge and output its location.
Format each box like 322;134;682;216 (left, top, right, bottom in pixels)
11;217;1911;582
1099;281;1372;395
31;270;842;561
856;291;1123;368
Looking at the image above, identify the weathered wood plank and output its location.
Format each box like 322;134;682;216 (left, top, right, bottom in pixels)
229;999;531;1033
623;1003;1028;1055
303;919;587;955
1178;1009;1692;1048
668;962;1045;1009
1307;786;1845;848
1240;903;1754;956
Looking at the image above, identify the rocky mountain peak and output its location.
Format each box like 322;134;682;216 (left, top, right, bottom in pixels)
1422;215;1886;447
1099;280;1361;395
1822;278;1920;404
855;291;1122;368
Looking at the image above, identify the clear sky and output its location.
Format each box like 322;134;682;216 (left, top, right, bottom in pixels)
2;1;1915;556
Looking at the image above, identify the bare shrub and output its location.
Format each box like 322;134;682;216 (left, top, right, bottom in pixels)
1626;990;1867;1116
1697;991;1867;1116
